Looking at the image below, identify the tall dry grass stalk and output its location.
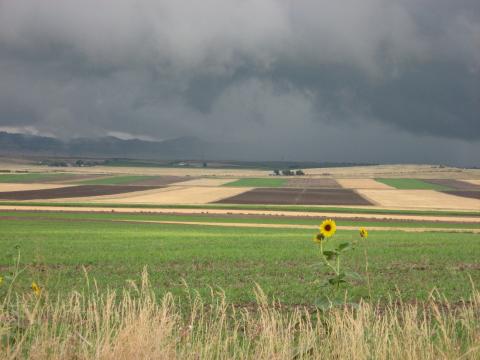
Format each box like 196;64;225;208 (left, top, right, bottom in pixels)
1;270;479;359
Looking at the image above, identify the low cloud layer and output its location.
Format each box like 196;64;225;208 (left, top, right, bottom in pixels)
0;0;479;165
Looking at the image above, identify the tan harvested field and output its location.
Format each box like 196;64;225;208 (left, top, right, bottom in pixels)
1;162;480;179
306;164;480;179
357;189;480;210
0;162;266;177
0;183;71;192
170;178;235;186
75;186;253;204
1;161;480;211
336;178;394;189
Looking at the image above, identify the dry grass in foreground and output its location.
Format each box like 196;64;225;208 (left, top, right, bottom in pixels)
1;271;479;360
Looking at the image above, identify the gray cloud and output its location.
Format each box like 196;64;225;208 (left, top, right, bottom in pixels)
0;0;479;165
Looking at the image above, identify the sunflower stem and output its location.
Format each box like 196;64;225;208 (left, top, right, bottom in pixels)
319;241;338;275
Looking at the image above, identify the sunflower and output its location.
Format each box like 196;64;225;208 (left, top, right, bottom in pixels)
31;282;41;297
359;227;368;239
313;233;325;244
319;219;336;238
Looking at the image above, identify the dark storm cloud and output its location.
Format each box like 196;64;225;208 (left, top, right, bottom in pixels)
0;0;479;164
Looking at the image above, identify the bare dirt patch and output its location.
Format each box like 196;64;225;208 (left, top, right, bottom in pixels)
0;185;161;200
357;190;480;210
128;176;190;186
442;191;480;200
87;186;252;204
336;179;394;189
216;188;372;206
285;178;341;188
424;179;480;190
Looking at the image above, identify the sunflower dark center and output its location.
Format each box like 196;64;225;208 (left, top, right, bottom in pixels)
325;224;331;231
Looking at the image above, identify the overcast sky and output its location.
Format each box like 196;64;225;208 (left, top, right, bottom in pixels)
0;0;479;165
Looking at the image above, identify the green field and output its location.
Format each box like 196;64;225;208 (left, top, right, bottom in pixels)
376;178;452;190
75;175;154;185
223;178;287;187
0;173;71;183
1;211;479;305
2;211;480;229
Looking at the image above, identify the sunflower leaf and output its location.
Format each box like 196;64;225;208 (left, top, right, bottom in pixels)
322;250;339;260
337;242;351;252
328;273;347;285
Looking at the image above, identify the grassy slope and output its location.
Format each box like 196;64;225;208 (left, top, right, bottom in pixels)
75;175;154;185
1;215;479;304
223;178;287;187
376;178;453;190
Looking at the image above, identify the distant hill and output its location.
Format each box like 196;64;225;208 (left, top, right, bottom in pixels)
0;132;212;159
0;131;375;168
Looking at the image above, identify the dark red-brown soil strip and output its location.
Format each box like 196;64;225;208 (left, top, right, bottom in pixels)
215;188;372;206
2;211;479;226
285;178;341;188
129;176;192;186
425;179;480;190
442;191;480;200
0;185;161;200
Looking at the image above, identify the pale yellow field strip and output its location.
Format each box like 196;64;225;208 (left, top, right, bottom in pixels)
116;219;480;233
0;164;267;177
464;180;480;186
0;205;479;223
170;178;236;186
357;190;480;211
0;183;72;192
306;164;480;179
336;179;394;189
3;162;479;179
83;186;252;204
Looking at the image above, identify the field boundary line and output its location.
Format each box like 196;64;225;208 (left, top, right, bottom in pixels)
117;219;480;233
1;205;480;223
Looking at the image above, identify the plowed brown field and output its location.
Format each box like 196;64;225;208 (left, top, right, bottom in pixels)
0;185;160;200
442;191;480;200
425;179;480;190
215;188;372;206
285;178;341;188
